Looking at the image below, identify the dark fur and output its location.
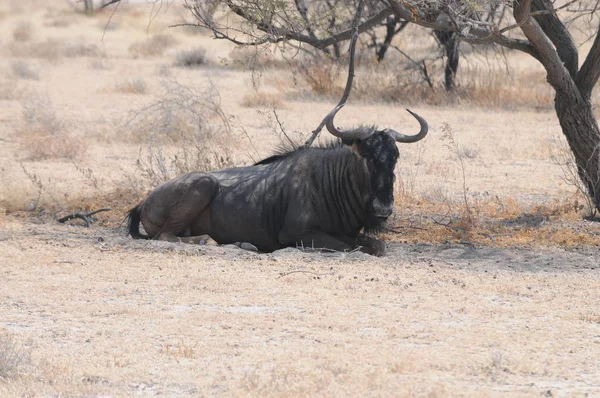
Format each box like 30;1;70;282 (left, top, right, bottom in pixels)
127;128;400;256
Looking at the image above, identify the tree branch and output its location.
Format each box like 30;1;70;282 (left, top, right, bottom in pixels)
576;26;600;100
513;0;576;95
303;3;363;148
384;0;541;62
226;1;393;50
531;0;578;78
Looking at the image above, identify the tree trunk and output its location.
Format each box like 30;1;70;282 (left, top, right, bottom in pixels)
84;0;94;14
434;30;459;92
555;93;600;213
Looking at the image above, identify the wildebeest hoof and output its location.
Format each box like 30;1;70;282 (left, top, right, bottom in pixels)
237;242;259;252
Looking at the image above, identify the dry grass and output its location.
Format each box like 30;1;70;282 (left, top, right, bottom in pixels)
124;79;235;187
241;91;284;108
64;41;104;58
18;96;87;161
174;47;210;68
0;79;22;100
12;20;33;42
0;334;30;382
290;56;554;110
10;61;39;80
1;3;600;396
385;194;599;248
128;33;178;58
114;78;147;94
9;39;64;61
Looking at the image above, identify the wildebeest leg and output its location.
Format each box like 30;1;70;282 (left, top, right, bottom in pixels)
284;231;353;253
354;234;386;256
140;173;218;241
156;232;210;244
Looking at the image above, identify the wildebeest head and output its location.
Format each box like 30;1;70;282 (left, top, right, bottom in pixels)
324;105;428;230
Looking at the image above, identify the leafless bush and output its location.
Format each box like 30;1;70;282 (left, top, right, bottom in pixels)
9;39;64;61
0;79;22;100
241;91;284;108
175;47;210;68
90;59;112;70
64;41;104;57
18;95;87;160
293;56;342;98
115;78;147;94
0;334;31;381
11;60;39;80
129;34;178;57
125;79;235;187
13;20;33;42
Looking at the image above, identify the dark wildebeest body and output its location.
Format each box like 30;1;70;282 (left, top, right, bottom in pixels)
128;108;428;256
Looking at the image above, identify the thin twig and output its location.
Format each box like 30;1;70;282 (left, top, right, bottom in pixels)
101;0;121;41
277;270;326;278
272;109;296;148
303;0;364;148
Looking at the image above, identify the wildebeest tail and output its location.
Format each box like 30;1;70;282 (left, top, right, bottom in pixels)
127;204;149;239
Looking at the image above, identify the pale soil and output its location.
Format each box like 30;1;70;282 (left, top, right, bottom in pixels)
1;1;600;397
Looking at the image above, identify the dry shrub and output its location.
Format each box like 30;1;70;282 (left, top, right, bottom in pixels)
18;95;87;161
227;46;290;70
13;20;33;42
115;78;147;94
124;79;235;188
241;91;284;108
11;60;39;80
456;68;554;110
128;34;178;57
64;41;104;57
0;79;21;100
9;39;64;61
0;334;31;381
293;57;342;97
174;47;210;68
89;59;112;70
291;55;553;110
550;133;597;218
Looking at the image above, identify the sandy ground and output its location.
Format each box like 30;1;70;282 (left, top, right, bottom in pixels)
1;1;600;396
1;221;600;396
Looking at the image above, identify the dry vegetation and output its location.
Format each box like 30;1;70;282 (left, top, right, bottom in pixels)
0;1;600;396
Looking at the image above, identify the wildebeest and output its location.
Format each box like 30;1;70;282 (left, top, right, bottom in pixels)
127;105;428;256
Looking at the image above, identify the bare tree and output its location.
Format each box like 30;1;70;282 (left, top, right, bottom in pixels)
180;0;600;215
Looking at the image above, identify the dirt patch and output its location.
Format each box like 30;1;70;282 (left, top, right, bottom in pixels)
1;219;600;396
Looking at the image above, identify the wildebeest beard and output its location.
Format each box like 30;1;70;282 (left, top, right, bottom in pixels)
363;201;389;234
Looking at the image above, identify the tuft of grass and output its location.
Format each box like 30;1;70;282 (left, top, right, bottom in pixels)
128;34;178;57
0;334;31;381
115;78;147;94
11;60;39;80
241;91;284;108
174;47;210;68
9;39;64;61
293;57;341;97
13;20;33;42
64;41;104;57
0;79;22;100
89;59;112;70
18;95;87;161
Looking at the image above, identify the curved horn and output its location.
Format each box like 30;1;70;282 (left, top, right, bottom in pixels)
384;109;429;143
324;103;374;141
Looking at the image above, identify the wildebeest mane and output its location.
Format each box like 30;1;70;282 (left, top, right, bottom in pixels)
254;126;377;166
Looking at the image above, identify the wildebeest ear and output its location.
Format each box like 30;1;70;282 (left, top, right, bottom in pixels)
350;141;362;157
